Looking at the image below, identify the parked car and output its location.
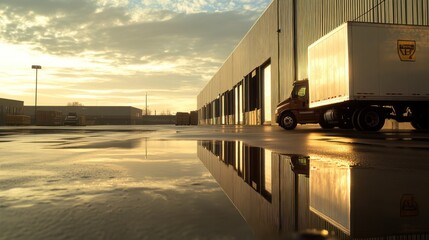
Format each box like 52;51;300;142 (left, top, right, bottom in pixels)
64;112;79;126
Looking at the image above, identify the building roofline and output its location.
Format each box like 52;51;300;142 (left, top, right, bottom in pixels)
199;0;275;95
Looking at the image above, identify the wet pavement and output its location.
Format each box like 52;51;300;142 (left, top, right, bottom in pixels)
1;125;429;240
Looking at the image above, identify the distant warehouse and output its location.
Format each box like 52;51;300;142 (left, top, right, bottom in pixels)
23;106;142;125
197;0;429;126
176;111;198;125
0;98;29;125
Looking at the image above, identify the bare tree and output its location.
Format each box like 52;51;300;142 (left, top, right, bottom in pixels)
67;102;84;106
160;110;172;115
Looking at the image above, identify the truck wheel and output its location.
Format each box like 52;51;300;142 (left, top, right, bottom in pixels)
280;112;297;130
352;109;363;131
357;107;385;131
319;117;335;129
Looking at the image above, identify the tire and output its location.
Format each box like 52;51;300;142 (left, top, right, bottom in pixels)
319;117;335;129
356;107;385;131
352;109;363;131
280;112;297;130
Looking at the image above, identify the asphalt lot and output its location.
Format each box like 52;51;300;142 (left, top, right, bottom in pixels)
1;124;428;239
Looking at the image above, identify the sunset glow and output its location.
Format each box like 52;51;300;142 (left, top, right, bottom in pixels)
0;0;271;113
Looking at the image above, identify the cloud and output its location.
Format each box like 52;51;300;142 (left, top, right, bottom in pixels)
0;0;272;112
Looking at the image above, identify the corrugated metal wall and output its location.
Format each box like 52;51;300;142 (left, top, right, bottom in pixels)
278;0;295;106
197;2;278;111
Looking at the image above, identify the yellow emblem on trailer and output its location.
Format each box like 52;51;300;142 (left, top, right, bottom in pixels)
397;40;416;61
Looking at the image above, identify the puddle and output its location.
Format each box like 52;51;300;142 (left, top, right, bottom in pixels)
0;136;254;240
197;140;429;239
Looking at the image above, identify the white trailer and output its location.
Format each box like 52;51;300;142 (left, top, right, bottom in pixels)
306;22;429;131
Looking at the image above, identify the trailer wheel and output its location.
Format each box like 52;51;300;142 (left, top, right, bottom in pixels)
319;117;335;129
280;112;297;130
356;107;385;131
352;109;363;131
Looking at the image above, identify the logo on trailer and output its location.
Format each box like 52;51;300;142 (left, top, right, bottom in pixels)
397;40;416;62
400;194;419;217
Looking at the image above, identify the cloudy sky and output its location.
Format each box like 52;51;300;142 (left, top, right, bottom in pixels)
0;0;272;114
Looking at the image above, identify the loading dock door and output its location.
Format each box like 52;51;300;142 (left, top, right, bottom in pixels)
263;64;272;124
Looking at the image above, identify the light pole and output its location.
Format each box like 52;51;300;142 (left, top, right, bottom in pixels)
32;65;42;124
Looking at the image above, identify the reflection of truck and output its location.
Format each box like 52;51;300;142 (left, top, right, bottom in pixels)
310;160;429;238
275;22;429;131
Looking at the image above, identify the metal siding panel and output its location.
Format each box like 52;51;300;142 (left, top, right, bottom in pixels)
219;57;233;93
278;0;294;101
233;35;250;85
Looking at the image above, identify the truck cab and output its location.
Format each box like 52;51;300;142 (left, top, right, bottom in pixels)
275;80;323;130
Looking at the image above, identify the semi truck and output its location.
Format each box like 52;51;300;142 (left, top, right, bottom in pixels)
275;22;429;131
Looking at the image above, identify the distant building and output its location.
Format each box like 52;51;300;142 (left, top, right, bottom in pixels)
140;115;176;125
189;111;198;125
0;98;26;125
175;111;199;125
23;106;142;125
176;112;190;125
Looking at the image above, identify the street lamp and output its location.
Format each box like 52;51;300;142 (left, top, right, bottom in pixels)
32;65;42;124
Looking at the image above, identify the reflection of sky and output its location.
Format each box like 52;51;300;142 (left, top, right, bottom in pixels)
0;131;254;239
306;132;357;166
310;160;351;234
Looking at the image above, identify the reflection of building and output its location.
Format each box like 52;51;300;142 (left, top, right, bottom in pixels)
23;106;142;125
197;141;429;239
198;140;278;238
0;98;29;125
197;1;429;126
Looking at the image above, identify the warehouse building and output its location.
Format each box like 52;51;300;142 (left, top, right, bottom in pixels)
0;98;24;125
0;98;28;125
197;0;429;126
